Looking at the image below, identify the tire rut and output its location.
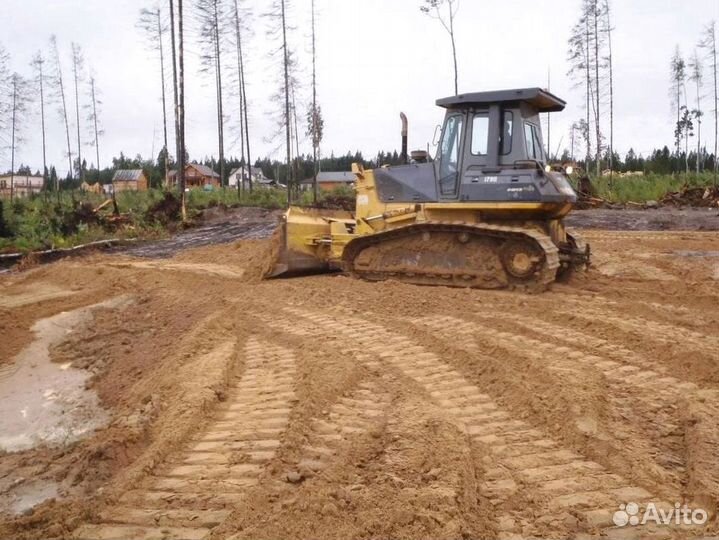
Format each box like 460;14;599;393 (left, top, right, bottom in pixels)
73;337;297;540
283;307;665;538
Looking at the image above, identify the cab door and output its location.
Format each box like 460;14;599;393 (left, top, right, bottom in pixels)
435;113;466;199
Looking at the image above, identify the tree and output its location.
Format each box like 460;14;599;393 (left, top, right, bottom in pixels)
178;0;187;216
699;21;717;184
71;42;85;181
265;0;295;200
231;0;252;192
601;0;615;180
669;46;688;167
30;52;50;191
688;50;703;173
308;0;321;202
8;73;32;199
421;0;459;95
50;35;74;180
196;0;227;186
86;73;104;179
675;105;694;173
138;5;171;187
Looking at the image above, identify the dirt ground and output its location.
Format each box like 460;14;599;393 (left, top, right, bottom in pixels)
0;207;718;540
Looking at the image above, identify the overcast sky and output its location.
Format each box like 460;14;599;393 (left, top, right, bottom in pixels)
2;0;719;177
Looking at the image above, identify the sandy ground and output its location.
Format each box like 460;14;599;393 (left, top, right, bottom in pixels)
0;208;718;539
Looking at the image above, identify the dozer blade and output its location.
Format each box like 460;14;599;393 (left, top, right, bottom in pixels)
264;206;352;278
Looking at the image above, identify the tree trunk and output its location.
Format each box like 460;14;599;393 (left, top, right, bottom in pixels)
712;25;718;185
169;0;181;193
52;38;74;182
10;78;17;201
91;78;101;177
593;1;601;178
232;0;246;194
36;55;49;192
212;0;225;188
178;0;187;217
71;43;83;182
157;8;170;188
605;0;614;186
281;0;292;205
311;0;318;203
585;14;591;170
449;3;458;95
696;75;701;174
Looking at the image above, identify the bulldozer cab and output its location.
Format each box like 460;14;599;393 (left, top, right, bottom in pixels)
371;88;576;206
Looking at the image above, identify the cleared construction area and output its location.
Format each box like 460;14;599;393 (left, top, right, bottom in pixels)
0;209;718;539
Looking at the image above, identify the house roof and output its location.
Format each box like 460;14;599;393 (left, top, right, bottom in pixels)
112;169;144;182
302;171;356;184
169;163;220;178
436;88;566;112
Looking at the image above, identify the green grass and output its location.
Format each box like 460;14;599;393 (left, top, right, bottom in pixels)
589;172;717;203
0;186;351;254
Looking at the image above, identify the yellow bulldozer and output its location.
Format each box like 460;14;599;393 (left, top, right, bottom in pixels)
266;88;590;291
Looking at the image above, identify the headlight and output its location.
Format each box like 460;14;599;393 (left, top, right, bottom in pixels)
565;166;574;175
545;165;552;172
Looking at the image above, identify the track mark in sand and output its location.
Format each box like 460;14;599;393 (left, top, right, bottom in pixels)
472;310;700;390
285;307;660;538
554;300;719;355
106;260;245;279
73;338;297;540
416;315;689;485
291;381;390;478
0;284;78;308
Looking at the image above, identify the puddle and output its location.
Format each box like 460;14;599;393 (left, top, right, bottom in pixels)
1;480;58;515
0;296;131;453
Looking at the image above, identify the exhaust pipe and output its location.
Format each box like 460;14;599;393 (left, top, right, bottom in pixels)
400;112;408;164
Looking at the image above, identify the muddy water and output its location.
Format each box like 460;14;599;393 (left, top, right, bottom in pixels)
0;296;131;453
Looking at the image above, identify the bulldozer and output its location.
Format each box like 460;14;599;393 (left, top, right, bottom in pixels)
266;88;590;291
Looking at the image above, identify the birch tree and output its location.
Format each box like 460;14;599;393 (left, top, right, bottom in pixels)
699;21;717;184
49;35;74;181
420;0;459;95
196;0;226;186
71;43;85;181
138;5;171;185
8;74;32;200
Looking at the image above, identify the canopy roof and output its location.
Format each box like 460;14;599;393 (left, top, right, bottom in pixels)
436;88;566;112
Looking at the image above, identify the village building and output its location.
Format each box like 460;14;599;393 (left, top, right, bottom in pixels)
228;166;285;190
0;174;44;198
167;163;221;190
112;169;149;192
301;171;356;192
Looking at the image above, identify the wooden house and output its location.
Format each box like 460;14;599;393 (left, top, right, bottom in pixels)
168;164;221;190
112;169;148;192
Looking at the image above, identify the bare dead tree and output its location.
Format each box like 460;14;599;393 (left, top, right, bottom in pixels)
699;21;717;184
169;0;182;193
231;0;252;192
49;35;74;181
196;0;226;186
688;50;703;173
86;73;104;179
71;42;85;181
178;0;187;216
8;73;32;200
309;0;319;202
265;0;295;201
601;0;614;182
31;52;50;190
138;5;171;186
670;46;687;156
420;0;459;95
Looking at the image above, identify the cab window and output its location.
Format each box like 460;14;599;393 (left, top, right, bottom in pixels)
471;113;489;155
438;114;464;196
501;112;513;155
523;122;544;161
